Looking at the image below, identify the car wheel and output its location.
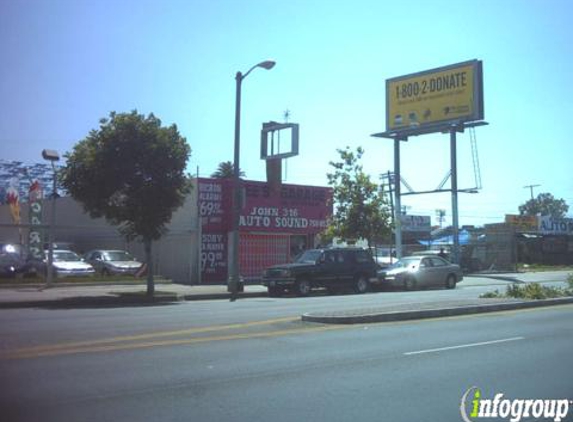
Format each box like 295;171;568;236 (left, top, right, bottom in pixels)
295;279;311;297
403;276;417;291
354;276;370;294
445;274;457;289
268;286;283;297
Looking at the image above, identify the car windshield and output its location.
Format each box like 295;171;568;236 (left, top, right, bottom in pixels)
103;251;135;261
294;250;322;264
391;257;421;268
53;251;81;262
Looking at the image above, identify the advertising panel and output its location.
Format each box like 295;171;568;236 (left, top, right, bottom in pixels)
386;60;483;134
28;180;44;260
400;215;431;232
241;181;332;233
197;178;332;234
197;178;332;282
538;216;573;236
505;214;538;232
200;232;228;282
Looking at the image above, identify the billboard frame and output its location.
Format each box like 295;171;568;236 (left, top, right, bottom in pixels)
385;59;484;137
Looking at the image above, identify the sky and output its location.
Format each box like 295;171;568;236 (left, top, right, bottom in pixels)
1;0;572;228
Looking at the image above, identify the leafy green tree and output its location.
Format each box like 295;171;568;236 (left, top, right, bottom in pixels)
519;192;569;219
326;146;392;247
211;161;245;178
60;111;191;295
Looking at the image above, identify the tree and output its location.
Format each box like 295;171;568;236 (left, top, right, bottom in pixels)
60;111;191;296
326;146;392;247
519;192;569;219
211;161;245;178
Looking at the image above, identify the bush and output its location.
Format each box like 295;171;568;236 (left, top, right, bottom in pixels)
481;281;573;300
480;290;502;298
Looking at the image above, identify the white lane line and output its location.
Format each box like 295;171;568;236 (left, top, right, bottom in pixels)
404;337;525;356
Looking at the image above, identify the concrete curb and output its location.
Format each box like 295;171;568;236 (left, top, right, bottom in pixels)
0;291;269;309
301;297;573;324
181;292;268;301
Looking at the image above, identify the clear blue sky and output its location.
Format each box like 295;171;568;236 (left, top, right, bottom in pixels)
1;0;572;227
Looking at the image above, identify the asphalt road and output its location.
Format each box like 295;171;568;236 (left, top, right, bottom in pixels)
1;277;572;422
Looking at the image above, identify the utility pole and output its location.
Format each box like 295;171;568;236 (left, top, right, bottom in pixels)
523;184;540;200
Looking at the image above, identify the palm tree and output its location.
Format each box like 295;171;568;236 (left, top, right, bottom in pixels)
211;161;245;178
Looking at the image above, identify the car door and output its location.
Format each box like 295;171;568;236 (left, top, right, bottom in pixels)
416;257;436;287
335;250;353;286
430;257;450;286
317;250;338;286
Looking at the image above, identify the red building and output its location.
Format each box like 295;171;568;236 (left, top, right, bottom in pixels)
197;178;332;283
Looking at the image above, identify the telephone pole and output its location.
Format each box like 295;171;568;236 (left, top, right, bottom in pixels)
524;184;540;200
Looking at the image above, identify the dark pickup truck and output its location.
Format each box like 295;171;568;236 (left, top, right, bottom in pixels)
261;247;378;297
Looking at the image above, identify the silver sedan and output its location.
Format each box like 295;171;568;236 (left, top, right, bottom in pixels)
376;255;463;290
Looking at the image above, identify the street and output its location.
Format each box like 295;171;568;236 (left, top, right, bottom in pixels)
1;276;572;422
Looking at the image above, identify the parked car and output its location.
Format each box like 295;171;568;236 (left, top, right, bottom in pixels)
0;243;33;278
262;247;378;297
84;249;143;276
49;249;96;278
375;255;463;290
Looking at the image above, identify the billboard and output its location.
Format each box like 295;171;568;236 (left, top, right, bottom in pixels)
505;214;538;232
400;215;431;233
386;60;483;134
538;216;573;236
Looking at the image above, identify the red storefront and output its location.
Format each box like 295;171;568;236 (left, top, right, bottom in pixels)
198;178;332;283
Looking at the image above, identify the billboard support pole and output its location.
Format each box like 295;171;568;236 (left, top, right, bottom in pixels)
450;125;460;264
394;138;404;259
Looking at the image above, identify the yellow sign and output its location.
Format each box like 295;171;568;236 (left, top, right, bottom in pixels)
505;214;538;232
386;60;483;133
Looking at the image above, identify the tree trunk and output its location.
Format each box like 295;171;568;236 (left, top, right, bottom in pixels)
144;238;154;296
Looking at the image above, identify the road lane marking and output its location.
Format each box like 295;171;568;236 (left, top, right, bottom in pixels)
404;336;525;356
0;316;299;359
1;324;342;360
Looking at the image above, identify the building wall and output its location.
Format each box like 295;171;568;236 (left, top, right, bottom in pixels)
0;195;201;284
1;178;332;284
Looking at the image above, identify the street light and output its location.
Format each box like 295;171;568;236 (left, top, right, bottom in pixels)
42;149;60;287
229;59;276;301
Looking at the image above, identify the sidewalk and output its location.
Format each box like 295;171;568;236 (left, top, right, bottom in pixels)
0;281;268;308
1;273;571;322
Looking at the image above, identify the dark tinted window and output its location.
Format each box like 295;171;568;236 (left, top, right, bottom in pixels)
355;250;371;263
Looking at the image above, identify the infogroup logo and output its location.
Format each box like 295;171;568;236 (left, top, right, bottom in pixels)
460;386;571;422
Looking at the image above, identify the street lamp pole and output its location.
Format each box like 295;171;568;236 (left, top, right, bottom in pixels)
42;149;60;287
229;60;275;301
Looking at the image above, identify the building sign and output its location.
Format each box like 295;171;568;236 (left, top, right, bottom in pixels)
28;180;44;260
197;178;332;234
196;178;332;283
400;215;431;232
505;214;538;232
386;60;484;134
538;216;573;236
241;182;331;233
200;232;227;281
198;179;230;231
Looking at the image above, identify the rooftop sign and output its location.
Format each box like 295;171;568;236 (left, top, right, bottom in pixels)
386;60;484;135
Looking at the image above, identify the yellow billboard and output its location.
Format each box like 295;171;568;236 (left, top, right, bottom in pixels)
505;214;538;232
386;60;483;134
